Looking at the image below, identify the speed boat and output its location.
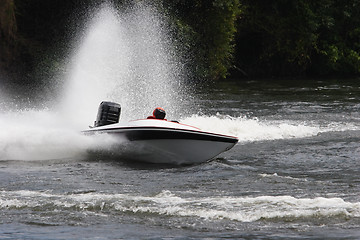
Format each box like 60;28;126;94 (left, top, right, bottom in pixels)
83;101;238;165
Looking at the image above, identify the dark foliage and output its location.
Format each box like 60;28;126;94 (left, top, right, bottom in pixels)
0;0;359;81
0;0;17;69
164;0;241;80
234;0;360;78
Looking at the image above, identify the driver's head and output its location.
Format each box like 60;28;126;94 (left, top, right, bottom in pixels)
153;107;166;119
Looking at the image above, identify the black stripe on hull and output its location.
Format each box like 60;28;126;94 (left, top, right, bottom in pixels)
85;127;238;144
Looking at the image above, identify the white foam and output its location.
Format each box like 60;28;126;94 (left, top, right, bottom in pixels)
181;114;320;142
0;110;117;161
0;86;11;111
0;4;187;161
181;114;360;142
59;3;187;127
1;190;359;222
259;173;308;181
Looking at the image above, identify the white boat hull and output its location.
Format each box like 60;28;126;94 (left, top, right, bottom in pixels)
84;119;238;165
99;138;237;165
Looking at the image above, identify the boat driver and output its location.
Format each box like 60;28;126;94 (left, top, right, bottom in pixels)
147;107;166;120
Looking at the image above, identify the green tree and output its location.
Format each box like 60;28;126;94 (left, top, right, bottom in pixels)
234;0;360;78
234;0;319;77
0;0;17;68
310;0;360;76
165;0;241;80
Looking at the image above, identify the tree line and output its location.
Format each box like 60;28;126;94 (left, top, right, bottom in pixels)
0;0;359;83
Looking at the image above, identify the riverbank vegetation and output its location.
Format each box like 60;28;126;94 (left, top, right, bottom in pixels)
0;0;359;82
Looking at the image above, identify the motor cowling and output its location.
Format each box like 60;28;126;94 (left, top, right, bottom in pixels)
94;101;121;127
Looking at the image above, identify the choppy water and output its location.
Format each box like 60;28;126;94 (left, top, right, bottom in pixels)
1;79;360;239
1;2;360;239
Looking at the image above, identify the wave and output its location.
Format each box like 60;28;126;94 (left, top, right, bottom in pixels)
1;190;359;222
181;114;360;142
259;173;309;182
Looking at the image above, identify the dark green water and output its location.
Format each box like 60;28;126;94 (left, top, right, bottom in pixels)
0;79;359;239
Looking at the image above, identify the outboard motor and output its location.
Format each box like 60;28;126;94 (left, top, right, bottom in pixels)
94;101;121;127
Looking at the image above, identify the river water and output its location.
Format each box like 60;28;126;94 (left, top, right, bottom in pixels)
1;3;360;239
0;78;359;239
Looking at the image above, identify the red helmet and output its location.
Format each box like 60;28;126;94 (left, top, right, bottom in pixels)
153;107;166;119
